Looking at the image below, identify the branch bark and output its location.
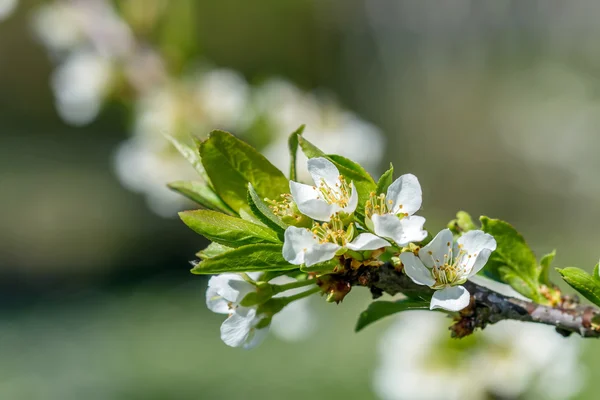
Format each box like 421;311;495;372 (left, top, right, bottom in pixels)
344;263;600;338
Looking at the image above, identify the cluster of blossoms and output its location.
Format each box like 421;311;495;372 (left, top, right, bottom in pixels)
281;157;496;312
375;310;583;400
206;155;498;349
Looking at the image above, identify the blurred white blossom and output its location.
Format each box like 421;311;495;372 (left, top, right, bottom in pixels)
32;0;134;58
257;78;385;181
374;311;584;400
0;0;17;21
51;49;113;125
114;72;385;217
269;275;317;342
113;69;252;216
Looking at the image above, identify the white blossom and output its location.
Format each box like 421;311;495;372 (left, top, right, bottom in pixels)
366;174;427;246
50;49;113;126
400;229;496;312
290;157;358;222
282;225;389;267
256;78;385;180
206;273;321;348
206;273;268;349
374;310;584;400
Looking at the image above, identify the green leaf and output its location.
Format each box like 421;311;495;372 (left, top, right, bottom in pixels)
191;243;295;274
196;242;233;259
355;299;430;332
297;133;326;158
376;164;394;195
288;125;304;181
557;267;600;308
199;130;289;213
168;181;235;215
539;250;556;286
496;266;539;301
594;263;600;282
480;216;545;303
179;210;280;248
247;183;287;235
165;135;208;182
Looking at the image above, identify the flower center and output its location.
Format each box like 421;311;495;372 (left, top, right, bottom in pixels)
267;194;306;224
311;216;351;246
365;191;407;218
426;245;470;288
315;175;352;208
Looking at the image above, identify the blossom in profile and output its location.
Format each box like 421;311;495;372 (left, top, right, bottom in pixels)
365;173;427;246
206;273;268;349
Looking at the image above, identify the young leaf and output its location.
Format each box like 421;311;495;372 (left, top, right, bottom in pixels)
196;242;233;259
376;164;394;195
297;133;326;158
191;243;295;274
479;216;545;303
355;299;430;332
179;210;280;247
165;135;208;182
447;211;477;235
199;130;289;213
247;183;287;234
168;181;235;215
288;125;304;181
539;250;556;286
557;267;600;308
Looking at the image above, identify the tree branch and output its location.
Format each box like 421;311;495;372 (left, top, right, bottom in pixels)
344;262;600;338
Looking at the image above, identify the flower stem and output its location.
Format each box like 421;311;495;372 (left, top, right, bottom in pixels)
273;278;317;293
280;286;321;305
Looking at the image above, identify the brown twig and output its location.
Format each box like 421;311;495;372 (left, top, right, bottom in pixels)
345;263;600;338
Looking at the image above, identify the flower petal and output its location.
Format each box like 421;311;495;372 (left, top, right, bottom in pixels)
205;286;230;314
346;233;390;251
457;230;497;274
282;227;340;267
430;285;471;311
290;181;335;221
371;214;403;240
458;230;497;254
371;215;426;246
397;216;427;245
282;226;318;265
304;242;340;267
418;229;453;269
400;252;435;287
243;326;269;349
342;181;359;215
206;273;255;312
220;308;256;348
467;248;494;277
307;157;340;189
386;174;422;216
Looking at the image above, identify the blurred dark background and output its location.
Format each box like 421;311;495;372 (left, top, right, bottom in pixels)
1;1;599;399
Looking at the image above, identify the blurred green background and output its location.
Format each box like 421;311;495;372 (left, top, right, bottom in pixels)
1;0;600;399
